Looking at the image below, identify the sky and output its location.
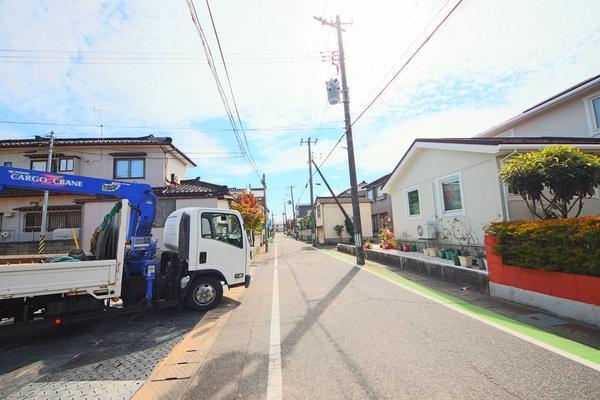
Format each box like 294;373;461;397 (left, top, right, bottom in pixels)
0;0;599;224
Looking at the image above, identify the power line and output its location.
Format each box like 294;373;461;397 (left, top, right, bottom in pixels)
186;0;260;178
316;0;463;170
0;119;342;132
205;0;260;175
0;49;325;65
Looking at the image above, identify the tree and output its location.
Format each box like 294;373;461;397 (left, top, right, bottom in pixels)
499;145;600;219
299;214;312;230
229;192;264;233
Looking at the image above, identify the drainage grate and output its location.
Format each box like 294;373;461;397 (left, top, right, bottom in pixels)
516;313;568;328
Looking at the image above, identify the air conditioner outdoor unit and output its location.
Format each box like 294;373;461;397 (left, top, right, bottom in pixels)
3;211;15;217
416;221;436;239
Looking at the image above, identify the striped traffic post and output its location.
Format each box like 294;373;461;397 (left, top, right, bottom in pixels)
39;234;46;254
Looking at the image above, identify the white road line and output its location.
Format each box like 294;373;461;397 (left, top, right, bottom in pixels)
267;238;282;400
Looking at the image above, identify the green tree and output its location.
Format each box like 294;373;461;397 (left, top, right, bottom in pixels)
229;192;264;233
499;145;600;219
299;214;312;230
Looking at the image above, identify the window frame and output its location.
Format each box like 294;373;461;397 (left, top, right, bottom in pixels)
113;158;145;179
58;157;75;172
437;173;465;216
200;212;244;249
404;186;421;218
30;159;58;172
584;92;600;136
24;209;81;232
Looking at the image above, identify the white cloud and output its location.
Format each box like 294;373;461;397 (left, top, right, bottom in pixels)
1;0;599;216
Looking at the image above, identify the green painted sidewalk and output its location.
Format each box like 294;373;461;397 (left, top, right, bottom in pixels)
320;248;600;369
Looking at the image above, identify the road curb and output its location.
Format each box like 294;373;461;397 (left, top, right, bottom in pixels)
130;287;244;399
131;250;266;399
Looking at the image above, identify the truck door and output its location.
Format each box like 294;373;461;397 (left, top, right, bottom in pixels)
196;211;247;285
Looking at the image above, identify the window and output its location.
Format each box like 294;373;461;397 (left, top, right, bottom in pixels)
440;175;463;212
24;210;81;232
114;158;145;179
3;162;12;167
316;204;321;218
30;158;74;173
153;199;176;227
406;189;421;216
31;159;57;172
201;212;244;248
593;96;600;130
59;158;74;172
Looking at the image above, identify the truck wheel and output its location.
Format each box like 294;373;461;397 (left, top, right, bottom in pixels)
186;277;223;311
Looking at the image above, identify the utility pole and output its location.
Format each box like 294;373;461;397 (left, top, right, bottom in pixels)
315;15;365;265
289;186;296;235
39;131;55;254
301;138;317;246
261;173;268;252
282;199;288;233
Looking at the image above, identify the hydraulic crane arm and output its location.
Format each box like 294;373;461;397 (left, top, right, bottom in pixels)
0;166;156;238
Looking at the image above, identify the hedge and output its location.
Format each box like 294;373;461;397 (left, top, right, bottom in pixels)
486;217;600;277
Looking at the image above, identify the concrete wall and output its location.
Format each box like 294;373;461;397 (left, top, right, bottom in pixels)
0;239;76;255
337;244;489;293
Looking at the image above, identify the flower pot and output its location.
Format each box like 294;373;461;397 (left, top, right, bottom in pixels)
410;245;417;252
459;255;473;267
453;256;461;266
402;244;411;252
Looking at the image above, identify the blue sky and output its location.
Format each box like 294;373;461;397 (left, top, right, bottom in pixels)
1;0;599;224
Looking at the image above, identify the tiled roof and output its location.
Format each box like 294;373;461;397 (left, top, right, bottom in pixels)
0;135;171;148
0;135;196;166
156;178;232;199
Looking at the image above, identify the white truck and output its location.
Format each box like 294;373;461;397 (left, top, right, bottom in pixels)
0;166;251;326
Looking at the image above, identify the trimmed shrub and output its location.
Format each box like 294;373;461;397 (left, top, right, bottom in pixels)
486;217;600;277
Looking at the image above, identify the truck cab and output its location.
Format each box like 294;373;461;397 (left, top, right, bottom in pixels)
162;207;251;310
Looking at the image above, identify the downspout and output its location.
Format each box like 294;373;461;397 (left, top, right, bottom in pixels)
497;149;518;221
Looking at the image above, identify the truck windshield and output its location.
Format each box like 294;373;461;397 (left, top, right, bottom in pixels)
201;212;243;249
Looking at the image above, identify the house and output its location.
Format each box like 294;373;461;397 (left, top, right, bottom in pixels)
364;174;393;236
295;204;312;219
383;75;600;250
476;74;600;139
314;196;373;245
0;135;207;253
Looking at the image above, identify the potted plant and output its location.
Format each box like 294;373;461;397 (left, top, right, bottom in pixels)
458;253;473;267
378;228;396;250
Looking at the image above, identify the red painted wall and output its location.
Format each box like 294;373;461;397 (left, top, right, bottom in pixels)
485;235;600;306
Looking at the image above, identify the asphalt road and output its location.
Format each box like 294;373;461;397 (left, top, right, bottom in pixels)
183;234;600;400
3;234;599;400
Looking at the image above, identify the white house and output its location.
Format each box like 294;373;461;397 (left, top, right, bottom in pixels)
315;196;373;245
0;135;238;253
383;75;600;249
